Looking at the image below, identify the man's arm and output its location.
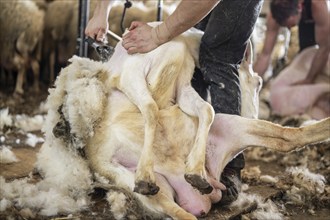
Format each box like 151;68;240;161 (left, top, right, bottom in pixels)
85;0;114;42
253;13;281;78
298;0;330;84
122;0;219;54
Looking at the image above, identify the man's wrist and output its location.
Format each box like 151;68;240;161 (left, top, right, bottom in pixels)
151;23;172;46
95;0;112;17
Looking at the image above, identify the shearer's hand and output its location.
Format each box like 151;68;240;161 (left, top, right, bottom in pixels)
122;21;160;54
85;14;109;42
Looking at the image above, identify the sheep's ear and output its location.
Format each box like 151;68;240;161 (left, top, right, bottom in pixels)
244;39;253;65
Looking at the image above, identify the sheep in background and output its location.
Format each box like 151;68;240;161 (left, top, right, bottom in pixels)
0;0;44;95
31;0;50;11
107;1;176;46
108;1;174;34
41;0;85;85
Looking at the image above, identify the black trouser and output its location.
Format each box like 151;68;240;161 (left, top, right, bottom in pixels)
299;20;316;52
192;0;263;170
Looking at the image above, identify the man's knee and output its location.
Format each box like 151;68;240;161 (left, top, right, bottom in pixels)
209;82;241;115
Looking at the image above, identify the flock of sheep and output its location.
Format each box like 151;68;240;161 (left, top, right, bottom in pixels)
0;0;176;96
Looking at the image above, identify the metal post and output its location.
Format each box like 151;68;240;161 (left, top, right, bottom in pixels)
77;0;90;57
157;0;163;21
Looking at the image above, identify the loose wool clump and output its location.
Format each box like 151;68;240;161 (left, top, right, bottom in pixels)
14;115;45;132
230;192;284;220
0;108;13;130
289;167;325;194
0;108;45;132
284;166;326;206
25;133;44;147
0;146;19;164
107;191;128;220
0;176;89;216
259;175;279;184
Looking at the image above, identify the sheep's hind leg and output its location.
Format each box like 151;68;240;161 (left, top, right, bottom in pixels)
177;85;215;194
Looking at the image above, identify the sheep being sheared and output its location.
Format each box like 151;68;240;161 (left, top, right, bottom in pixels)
0;0;44;95
32;25;330;219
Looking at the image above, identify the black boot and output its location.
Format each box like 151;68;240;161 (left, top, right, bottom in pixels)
219;153;245;206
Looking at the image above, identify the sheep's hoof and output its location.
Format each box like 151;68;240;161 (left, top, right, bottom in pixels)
134;181;160;195
184;174;213;194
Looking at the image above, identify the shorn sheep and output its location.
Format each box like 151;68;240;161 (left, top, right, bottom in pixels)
0;0;44;95
270;46;330;120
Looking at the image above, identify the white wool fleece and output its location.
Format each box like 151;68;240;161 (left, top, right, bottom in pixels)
45;56;111;150
36;139;93;197
0;176;88;216
0;146;18;164
287;166;325;194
